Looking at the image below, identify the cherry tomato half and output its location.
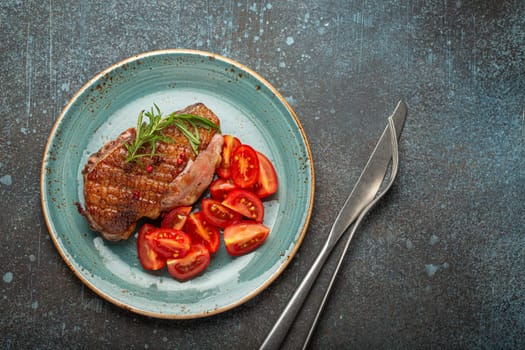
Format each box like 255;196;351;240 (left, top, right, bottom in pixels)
167;244;210;281
252;151;278;198
224;221;270;256
209;178;238;201
161;206;192;230
222;189;264;223
201;198;242;228
231;144;260;188
137;223;166;271
217;135;241;179
184;212;221;253
145;228;191;259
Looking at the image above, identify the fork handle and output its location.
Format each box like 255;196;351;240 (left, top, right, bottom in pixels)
302;207;365;349
259;237;337;350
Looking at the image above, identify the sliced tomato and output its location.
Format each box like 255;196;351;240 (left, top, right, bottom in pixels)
252;151;278;198
184;212;221;253
224;221;270;256
137;223;166;271
222;189;264;223
217;135;241;179
145;228;191;259
209;178;238;201
167;244;211;281
231;144;260;188
161;206;192;230
201;198;242;228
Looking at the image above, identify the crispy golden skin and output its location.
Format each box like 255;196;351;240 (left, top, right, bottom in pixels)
81;103;223;241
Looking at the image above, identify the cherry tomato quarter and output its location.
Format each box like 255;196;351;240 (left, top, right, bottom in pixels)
222;189;264;223
145;228;191;259
137;223;166;271
167;244;211;281
252;151;278;198
209;178;238;201
224;221;270;256
184;212;221;253
231;144;260;188
217;135;241;179
161;206;192;230
201;198;242;228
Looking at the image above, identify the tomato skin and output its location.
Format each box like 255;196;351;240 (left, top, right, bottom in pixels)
222;189;265;223
224;221;270;256
137;224;166;271
167;244;211;281
231;144;260;188
252;151;278;198
161;206;192;230
217;135;241;179
184;212;221;253
209;178;238;201
201;198;242;228
145;228;191;259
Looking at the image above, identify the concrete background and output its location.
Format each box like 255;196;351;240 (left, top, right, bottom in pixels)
1;0;523;348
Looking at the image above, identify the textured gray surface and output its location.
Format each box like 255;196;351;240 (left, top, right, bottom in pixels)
1;0;524;349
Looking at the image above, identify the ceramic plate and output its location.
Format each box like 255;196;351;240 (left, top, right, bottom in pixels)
40;49;314;319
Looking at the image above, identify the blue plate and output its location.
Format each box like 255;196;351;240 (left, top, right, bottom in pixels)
40;49;314;319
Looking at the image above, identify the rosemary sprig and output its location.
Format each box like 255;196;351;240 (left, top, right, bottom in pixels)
124;104;220;163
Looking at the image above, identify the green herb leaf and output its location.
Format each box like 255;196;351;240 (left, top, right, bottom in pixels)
125;104;220;163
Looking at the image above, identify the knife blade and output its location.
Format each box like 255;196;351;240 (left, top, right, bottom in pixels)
324;100;407;249
259;100;407;350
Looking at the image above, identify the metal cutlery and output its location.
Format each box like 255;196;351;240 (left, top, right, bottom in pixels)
302;112;401;348
260;100;407;350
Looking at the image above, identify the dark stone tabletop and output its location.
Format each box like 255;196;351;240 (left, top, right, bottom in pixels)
1;1;523;349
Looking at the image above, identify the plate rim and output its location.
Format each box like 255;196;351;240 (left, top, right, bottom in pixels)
40;48;315;319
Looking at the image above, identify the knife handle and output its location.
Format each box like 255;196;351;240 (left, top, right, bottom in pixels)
259;237;337;350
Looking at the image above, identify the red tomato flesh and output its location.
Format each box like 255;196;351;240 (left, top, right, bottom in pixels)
184;212;221;253
137;223;166;271
167;244;211;281
222;189;264;223
145;228;191;259
252;151;278;198
209;178;238;201
224;221;270;256
161;206;192;230
201;198;242;228
231;144;260;188
217;135;241;179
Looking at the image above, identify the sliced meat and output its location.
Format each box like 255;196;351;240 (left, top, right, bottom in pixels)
81;103;223;241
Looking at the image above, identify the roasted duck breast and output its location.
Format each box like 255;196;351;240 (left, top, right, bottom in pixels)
80;103;223;241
